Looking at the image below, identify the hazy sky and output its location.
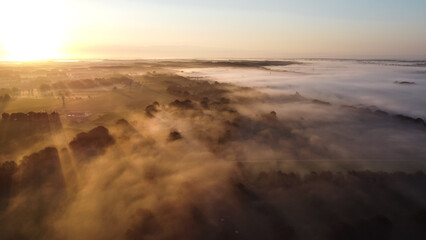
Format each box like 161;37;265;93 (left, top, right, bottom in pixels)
1;0;426;60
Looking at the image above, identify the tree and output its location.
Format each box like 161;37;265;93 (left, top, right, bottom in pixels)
1;113;9;120
1;94;10;103
39;84;51;93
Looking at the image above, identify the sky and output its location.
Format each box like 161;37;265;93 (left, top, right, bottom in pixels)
0;0;426;60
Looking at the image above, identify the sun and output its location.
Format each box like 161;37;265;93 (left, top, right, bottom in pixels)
0;0;69;61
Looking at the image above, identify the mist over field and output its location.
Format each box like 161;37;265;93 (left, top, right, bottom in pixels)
182;60;426;118
0;59;426;240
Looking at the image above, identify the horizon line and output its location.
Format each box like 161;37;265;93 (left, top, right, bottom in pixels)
1;57;426;63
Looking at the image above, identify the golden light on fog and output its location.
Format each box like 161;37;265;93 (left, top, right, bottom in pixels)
0;0;69;61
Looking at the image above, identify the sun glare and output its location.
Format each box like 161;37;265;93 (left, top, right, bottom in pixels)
0;0;69;61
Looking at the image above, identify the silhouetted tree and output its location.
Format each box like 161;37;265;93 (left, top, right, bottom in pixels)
69;126;115;160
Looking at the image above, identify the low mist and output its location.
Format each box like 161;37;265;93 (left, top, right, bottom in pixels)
1;60;425;239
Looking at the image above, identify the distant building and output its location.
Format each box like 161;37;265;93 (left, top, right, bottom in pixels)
66;112;91;123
